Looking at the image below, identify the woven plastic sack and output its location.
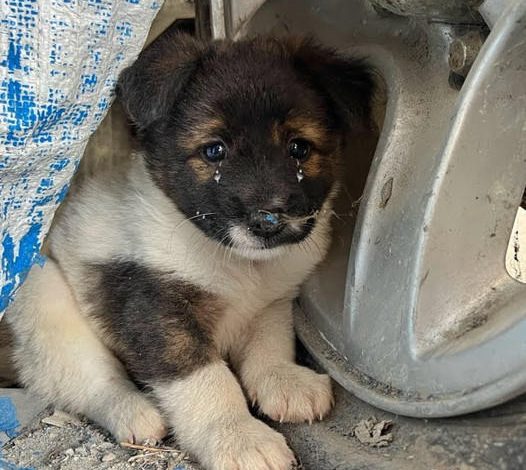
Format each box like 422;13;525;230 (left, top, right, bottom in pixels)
0;0;162;315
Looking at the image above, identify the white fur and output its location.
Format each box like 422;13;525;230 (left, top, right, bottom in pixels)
228;224;265;251
7;153;336;469
230;299;333;424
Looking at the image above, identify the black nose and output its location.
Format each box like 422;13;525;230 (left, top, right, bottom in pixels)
248;210;284;238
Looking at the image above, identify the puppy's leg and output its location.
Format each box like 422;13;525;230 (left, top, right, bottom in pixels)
5;260;166;443
231;299;333;423
154;361;295;470
88;261;295;470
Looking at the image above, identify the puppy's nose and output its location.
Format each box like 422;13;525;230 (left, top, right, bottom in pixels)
248;210;284;238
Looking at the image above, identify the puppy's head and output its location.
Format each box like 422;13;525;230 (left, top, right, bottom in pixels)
118;30;374;258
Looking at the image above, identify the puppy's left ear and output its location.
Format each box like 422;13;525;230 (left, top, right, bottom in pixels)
287;37;376;129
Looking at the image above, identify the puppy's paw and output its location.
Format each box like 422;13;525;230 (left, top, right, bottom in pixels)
108;393;167;445
248;363;333;423
207;417;295;470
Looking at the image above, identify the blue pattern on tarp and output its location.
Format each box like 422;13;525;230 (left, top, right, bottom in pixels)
0;225;41;312
0;460;35;470
0;396;35;469
0;0;162;316
0;459;34;470
0;397;19;439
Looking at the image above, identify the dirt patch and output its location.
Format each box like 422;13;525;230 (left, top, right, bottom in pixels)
353;418;394;448
2;408;200;470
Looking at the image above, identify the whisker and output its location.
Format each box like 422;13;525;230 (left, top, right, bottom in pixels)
210;228;231;276
227;235;236;266
280;210;319;224
166;212;217;257
173;212;217;232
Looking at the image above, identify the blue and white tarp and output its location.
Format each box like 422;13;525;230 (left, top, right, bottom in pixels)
0;0;162;316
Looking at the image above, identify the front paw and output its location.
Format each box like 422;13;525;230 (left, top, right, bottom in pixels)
247;363;334;423
106;392;167;445
204;417;295;470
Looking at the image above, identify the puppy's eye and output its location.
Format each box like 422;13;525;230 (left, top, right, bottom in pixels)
288;139;311;161
202;142;227;163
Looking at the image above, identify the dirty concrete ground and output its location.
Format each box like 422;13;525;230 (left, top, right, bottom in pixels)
276;384;526;470
2;405;199;470
267;348;526;470
3;350;526;470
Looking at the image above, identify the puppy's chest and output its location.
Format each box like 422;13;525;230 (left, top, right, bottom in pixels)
210;262;303;353
81;245;311;360
217;257;301;305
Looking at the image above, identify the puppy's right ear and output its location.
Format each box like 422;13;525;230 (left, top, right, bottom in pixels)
285;36;376;130
117;30;205;131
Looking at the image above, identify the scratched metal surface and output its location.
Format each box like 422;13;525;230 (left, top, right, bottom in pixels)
0;0;161;315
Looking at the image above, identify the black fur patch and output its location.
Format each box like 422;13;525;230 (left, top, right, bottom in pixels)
86;261;221;383
117;30;375;251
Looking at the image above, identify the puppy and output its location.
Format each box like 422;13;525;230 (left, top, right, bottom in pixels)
6;29;373;470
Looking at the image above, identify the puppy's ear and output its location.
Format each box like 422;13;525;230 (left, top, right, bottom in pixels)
117;29;205;131
287;37;375;129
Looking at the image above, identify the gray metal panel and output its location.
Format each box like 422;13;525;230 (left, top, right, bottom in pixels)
346;0;526;415
371;0;483;22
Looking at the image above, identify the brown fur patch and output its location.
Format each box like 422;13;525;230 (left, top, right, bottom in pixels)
157;282;223;377
302;153;324;178
179;117;225;153
273;114;339;180
86;261;222;382
271;122;281;146
283;115;328;148
188;156;214;182
273;114;337;160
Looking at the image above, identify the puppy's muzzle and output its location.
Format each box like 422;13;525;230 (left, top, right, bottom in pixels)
248;210;284;238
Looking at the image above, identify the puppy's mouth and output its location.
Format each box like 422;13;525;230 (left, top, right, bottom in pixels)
227;211;318;252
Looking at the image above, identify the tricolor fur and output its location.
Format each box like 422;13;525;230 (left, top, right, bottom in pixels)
6;29;373;470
